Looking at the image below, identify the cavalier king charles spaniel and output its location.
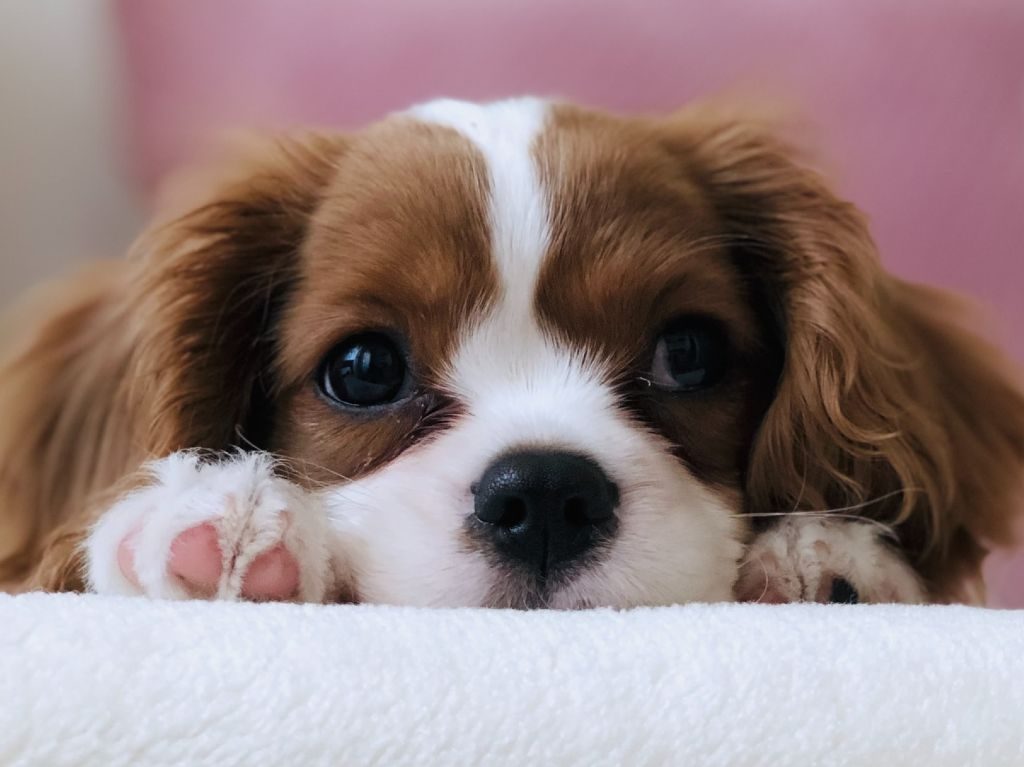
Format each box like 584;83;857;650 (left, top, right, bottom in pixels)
1;98;1022;607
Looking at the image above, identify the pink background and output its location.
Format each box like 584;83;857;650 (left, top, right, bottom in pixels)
114;0;1024;605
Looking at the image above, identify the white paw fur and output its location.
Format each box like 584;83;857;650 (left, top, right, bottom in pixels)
738;517;926;604
85;451;339;602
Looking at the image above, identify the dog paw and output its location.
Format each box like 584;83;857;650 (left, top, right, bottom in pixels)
735;517;925;604
85;452;341;602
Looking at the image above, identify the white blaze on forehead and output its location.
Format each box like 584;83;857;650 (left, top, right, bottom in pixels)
407;97;615;452
407;97;552;317
407;97;602;415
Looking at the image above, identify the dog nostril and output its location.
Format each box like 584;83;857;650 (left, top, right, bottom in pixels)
564;496;588;527
472;451;619;572
500;497;528;528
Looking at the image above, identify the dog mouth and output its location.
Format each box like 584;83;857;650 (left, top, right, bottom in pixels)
481;565;596;610
464;513;616;609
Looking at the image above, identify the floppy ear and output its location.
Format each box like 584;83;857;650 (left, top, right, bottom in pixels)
668;106;1024;601
0;263;134;588
128;133;346;455
0;134;344;590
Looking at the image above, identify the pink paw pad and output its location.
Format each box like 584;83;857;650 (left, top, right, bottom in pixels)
241;544;300;601
118;522;300;601
169;523;223;597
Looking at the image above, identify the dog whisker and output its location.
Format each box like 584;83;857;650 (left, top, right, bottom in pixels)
733;488;924;541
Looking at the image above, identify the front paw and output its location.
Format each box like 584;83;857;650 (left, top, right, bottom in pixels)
85;452;343;602
735;517;925;604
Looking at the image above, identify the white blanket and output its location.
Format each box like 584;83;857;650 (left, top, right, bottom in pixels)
1;594;1022;767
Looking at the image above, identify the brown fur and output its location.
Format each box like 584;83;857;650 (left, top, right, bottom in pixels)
271;118;497;482
666;104;1024;600
1;135;348;589
536;105;782;490
1;102;1021;601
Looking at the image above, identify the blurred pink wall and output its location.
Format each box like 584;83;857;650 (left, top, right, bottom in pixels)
114;0;1024;604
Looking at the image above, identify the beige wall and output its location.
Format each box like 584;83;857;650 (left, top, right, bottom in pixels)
0;2;142;309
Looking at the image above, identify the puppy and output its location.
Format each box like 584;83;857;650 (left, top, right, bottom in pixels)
1;98;1021;607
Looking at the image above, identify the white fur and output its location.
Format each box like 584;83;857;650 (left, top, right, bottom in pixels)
408;97;551;324
737;517;925;604
86;452;339;602
327;354;743;606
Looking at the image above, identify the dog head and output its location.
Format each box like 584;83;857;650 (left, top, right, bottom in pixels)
122;98;1024;606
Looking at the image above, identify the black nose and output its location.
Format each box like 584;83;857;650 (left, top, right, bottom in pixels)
472;451;619;576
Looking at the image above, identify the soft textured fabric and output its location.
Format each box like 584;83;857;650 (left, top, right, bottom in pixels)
2;594;1021;766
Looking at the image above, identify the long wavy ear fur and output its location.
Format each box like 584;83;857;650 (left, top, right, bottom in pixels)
0;134;345;591
128;134;345;455
0;266;137;590
668;105;1024;601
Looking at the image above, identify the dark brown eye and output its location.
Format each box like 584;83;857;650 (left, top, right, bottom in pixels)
650;317;730;392
318;333;408;407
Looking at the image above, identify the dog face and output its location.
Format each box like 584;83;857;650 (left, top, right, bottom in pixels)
121;98;1023;606
261;100;776;607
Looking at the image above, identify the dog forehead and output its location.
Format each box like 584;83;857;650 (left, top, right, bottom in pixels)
288;99;731;391
406;98;574;394
281;110;498;381
405;99;736;380
406;97;553;315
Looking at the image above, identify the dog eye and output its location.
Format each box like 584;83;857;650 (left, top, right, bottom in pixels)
649;317;729;392
318;333;408;407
